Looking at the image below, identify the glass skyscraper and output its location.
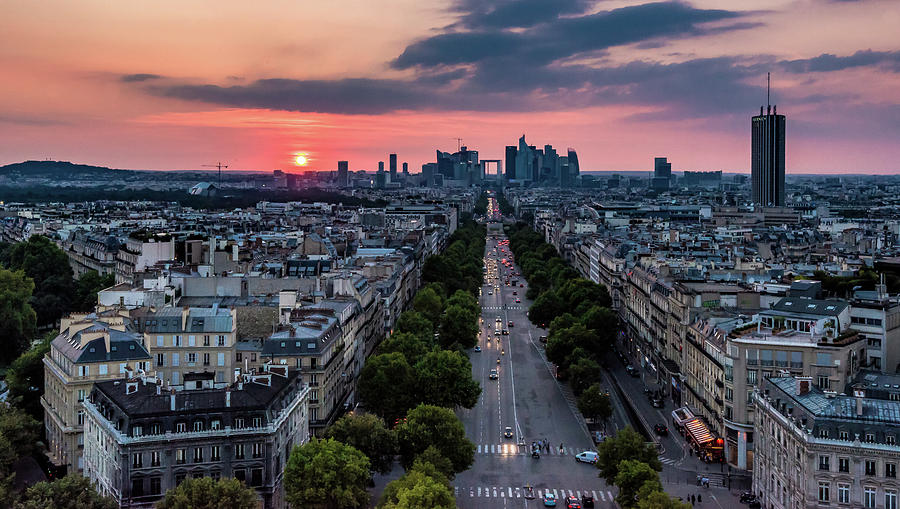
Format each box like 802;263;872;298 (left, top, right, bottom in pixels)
751;105;786;207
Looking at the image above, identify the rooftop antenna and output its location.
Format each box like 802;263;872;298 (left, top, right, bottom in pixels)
452;137;463;152
767;72;771;108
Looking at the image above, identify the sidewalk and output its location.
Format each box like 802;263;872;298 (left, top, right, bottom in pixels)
661;482;744;508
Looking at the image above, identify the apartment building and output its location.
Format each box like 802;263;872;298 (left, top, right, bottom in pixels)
754;376;900;509
42;311;151;473
83;366;308;508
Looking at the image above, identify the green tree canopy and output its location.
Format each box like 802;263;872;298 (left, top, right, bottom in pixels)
155;477;257;509
0;268;38;364
13;475;117;509
578;384;613;424
397;404;475;473
4;332;53;420
2;236;75;327
446;290;479;318
636;490;692;509
614;460;663;508
394;311;434;342
377;469;455;509
438;305;478;350
74;271;115;311
411;446;454;481
596;427;662;484
325;413;398;474
284;438;371;509
413;287;444;325
568;358;603;395
358;353;416;424
528;290;563;327
414;349;481;410
379;332;431;366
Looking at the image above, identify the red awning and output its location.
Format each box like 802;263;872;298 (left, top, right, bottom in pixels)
684;418;714;445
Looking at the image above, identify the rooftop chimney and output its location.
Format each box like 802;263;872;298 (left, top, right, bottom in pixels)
853;386;866;417
796;377;812;396
170;389;176;411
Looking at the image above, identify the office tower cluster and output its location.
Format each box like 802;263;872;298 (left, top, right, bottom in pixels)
432;145;482;187
504;135;579;187
651;157;672;192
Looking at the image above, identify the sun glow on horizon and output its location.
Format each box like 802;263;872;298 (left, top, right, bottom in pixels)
294;153;308;166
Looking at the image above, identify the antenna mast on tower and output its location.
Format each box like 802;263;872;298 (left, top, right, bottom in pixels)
767;72;771;108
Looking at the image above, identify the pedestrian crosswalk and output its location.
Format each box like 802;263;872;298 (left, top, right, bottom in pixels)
660;457;679;466
453;485;616;502
482;306;524;310
475;443;585;456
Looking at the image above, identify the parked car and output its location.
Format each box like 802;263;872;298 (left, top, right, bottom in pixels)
575;451;599;464
740;492;758;503
592;431;605;444
654;424;669;436
748;501;761;509
625;365;639;377
543;492;557;507
651;397;664;408
539;335;548;343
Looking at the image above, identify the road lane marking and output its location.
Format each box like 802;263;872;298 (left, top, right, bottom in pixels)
508;487;513;498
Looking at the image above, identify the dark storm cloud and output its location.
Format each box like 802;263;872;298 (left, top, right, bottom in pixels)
394;2;743;69
155;78;439;115
120;73;163;82
452;0;593;29
780;50;900;73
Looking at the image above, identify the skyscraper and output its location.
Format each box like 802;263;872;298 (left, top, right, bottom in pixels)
504;146;517;181
751;104;786;207
651;157;671;192
337;160;349;187
389;153;397;182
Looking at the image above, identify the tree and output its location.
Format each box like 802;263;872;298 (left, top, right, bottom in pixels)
414;350;481;410
413;287;444;325
394;311;433;342
568;358;603;396
596;427;662;484
446;290;479;317
636;490;692;509
412;446;454;481
154;477;257;509
284;438;371;509
377;469;455;509
614;460;663;508
13;475;117;509
0;403;40;474
438;305;478;350
358;353;416;424
581;305;617;348
578;384;612;425
74;270;114;311
4;332;53;420
0;268;38;364
528;290;563;327
325;413;398;474
397;404;475;473
379;332;430;365
2;235;76;327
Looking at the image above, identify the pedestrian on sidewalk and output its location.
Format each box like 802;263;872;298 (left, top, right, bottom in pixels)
697;494;702;503
690;494;695;505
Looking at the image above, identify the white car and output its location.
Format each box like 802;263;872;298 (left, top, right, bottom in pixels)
575;451;599;464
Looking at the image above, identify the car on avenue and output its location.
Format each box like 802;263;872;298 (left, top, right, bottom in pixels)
575;451;599;464
543;492;557;507
474;345;482;352
625;365;639;377
504;426;513;438
654;424;668;436
489;369;499;380
565;496;582;509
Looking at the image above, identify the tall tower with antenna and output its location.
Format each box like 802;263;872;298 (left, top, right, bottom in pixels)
751;72;786;207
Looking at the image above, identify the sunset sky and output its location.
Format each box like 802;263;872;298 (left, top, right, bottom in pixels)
2;0;899;174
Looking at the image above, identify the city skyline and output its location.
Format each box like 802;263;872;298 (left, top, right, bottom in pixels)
3;1;900;173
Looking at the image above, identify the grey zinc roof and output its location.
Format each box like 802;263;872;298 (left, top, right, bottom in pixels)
768;377;900;425
769;297;848;316
54;322;150;364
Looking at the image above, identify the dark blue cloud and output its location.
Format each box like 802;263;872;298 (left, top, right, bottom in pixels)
120;73;163;82
453;0;593;29
780;49;900;73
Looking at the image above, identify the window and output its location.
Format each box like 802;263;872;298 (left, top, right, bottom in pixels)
193;447;203;463
132;453;143;468
77;389;86;402
150;477;161;495
203;353;210;366
253;442;264;458
175;473;186;486
188;353;197;364
817;352;833;365
211;446;221;462
747;370;758;385
78;410;85;426
887;489;898;509
98;364;108;375
175;422;186;433
234;418;244;429
819;482;830;502
819;429;829;439
210;419;221;430
132;425;143;437
251;468;263;487
174;335;182;347
725;387;733;401
889;436;897;445
839;430;849;440
866;487;877;508
217;353;225;367
233;469;245;482
150;422;162;435
235;444;245;459
120;363;127;373
176;449;186;464
236;352;243;362
888;463;897;478
172;353;179;366
866;460;877;475
218;335;226;347
78;365;90;377
193;421;203;432
839;457;850;473
156;335;164;347
251;353;256;362
819;455;830;471
866;433;875;443
725;406;733;419
252;416;262;428
157;354;165;367
131;478;144;497
203;335;210;347
151;451;160;467
838;483;850;504
189;335;196;347
192;471;203;479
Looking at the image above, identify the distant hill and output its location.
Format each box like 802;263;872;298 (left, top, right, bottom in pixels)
0;160;132;178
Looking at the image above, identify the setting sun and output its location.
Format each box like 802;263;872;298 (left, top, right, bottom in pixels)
294;154;308;166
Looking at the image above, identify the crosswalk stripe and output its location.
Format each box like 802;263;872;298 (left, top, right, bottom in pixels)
552;489;558;498
576;490;581;498
477;445;481;453
508;487;513;498
599;491;605;501
608;490;614;500
592;490;599;501
537;490;543;497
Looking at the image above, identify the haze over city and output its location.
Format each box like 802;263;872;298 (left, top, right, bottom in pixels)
3;0;900;173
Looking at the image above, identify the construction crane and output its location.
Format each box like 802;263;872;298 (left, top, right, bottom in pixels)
451;138;463;152
202;162;228;186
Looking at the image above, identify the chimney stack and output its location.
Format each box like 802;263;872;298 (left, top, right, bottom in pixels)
796;376;812;396
854;387;865;417
170;389;176;411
